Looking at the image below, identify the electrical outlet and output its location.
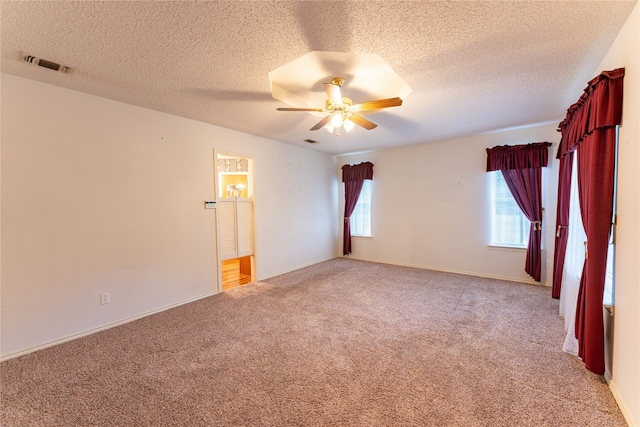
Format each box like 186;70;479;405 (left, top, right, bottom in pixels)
546;261;553;269
100;292;111;305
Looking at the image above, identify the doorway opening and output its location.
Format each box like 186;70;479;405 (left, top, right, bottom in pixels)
216;153;255;291
221;256;252;290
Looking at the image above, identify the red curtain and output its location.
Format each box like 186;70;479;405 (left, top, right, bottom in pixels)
501;168;543;281
574;128;617;374
486;142;551;282
342;162;373;255
556;68;624;375
551;151;574;299
557;69;625;158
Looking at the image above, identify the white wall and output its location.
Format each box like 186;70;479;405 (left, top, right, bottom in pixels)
0;74;338;359
2;9;637;415
595;3;640;425
337;122;560;285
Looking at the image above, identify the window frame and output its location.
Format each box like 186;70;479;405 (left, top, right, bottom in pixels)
350;179;372;238
488;171;530;249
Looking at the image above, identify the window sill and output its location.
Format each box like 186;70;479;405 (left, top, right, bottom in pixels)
488;244;527;251
352;235;373;239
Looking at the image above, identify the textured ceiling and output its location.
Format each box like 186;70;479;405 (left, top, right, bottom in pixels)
1;1;636;155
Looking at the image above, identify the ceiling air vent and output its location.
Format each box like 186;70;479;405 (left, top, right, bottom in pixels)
21;52;74;74
304;139;318;144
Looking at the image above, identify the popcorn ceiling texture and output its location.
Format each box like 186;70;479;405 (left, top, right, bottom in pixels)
1;1;636;154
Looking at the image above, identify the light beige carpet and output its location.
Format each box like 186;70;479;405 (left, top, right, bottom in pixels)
0;258;626;426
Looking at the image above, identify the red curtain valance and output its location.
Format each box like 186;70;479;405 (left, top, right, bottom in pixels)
486;142;552;171
342;162;374;182
557;68;625;158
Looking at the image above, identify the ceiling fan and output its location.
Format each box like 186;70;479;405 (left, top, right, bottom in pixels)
276;77;403;136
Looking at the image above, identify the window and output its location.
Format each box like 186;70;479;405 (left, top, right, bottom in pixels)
351;180;372;237
603;125;619;307
489;172;530;247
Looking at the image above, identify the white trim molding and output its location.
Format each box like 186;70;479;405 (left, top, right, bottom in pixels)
609;380;638;427
0;291;218;362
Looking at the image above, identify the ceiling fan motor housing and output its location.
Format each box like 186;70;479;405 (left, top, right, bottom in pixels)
325;97;353;112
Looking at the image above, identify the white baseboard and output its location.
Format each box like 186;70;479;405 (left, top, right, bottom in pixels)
258;256;338;281
2;256;339;362
0;291;218;362
344;255;544;286
609;380;638;427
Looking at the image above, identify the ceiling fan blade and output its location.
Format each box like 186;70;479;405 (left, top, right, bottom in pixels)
324;83;343;105
276;107;324;112
348;114;378;130
310;115;332;131
354;97;403;112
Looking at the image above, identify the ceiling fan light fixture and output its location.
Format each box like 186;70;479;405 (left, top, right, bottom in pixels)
276;76;403;136
324;113;353;136
330;113;343;127
343;117;355;132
